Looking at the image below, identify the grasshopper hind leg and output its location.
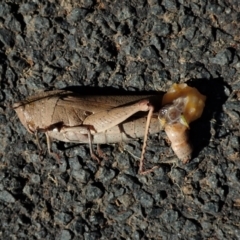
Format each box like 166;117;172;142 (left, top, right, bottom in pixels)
138;105;159;175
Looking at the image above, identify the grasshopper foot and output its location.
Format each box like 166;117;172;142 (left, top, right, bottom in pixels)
90;152;101;163
138;165;159;175
97;144;108;160
49;151;62;164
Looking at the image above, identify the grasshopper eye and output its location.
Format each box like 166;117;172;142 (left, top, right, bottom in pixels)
159;104;171;119
159;101;184;125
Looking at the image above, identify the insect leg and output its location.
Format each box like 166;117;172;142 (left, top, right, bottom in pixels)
45;132;61;163
60;125;100;162
83;99;153;133
97;144;107;160
138;105;159;174
86;130;100;163
34;130;43;154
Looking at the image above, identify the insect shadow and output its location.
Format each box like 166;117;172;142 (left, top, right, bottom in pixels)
63;85;161;96
186;77;229;158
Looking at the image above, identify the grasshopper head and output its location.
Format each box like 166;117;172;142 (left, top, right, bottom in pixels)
159;98;186;126
13;102;35;134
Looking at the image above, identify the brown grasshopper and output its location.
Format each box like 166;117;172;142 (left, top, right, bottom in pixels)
13;90;164;174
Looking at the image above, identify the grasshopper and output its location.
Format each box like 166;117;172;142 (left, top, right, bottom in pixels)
13;86;204;174
13;90;164;174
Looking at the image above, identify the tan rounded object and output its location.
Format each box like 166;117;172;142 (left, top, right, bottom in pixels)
165;123;192;163
162;83;206;124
